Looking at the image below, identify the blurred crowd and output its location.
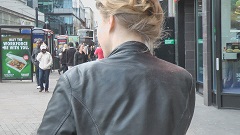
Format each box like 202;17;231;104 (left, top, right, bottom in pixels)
57;42;104;75
32;40;104;90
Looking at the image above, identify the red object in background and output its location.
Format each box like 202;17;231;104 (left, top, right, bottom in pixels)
23;55;29;61
174;0;179;2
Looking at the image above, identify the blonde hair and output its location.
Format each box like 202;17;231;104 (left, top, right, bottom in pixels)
96;0;164;51
63;44;69;52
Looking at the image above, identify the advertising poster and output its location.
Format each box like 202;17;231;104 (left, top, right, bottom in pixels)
32;33;44;49
57;38;67;49
68;36;79;44
1;34;32;80
231;0;240;30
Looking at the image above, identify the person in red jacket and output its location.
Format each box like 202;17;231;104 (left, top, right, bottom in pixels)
94;44;104;60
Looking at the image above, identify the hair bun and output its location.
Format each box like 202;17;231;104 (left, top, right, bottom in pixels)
96;0;164;51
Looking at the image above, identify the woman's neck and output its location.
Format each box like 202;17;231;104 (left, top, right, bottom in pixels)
112;30;144;50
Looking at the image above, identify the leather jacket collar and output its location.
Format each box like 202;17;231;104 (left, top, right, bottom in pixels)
108;41;150;58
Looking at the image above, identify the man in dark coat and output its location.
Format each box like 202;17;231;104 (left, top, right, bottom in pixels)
58;44;68;74
66;42;76;70
31;40;42;89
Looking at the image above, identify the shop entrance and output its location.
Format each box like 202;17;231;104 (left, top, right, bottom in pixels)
215;0;240;109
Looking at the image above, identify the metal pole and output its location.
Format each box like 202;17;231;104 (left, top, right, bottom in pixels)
0;27;2;82
35;7;38;27
168;0;174;17
31;28;33;82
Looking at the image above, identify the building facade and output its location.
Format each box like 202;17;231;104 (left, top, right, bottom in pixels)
199;0;240;109
38;0;86;35
27;0;38;9
84;7;94;30
0;0;45;32
171;0;240;109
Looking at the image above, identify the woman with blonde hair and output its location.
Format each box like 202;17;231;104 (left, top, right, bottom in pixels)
38;0;195;134
58;44;68;74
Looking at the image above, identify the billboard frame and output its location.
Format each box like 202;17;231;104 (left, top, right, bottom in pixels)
0;25;34;82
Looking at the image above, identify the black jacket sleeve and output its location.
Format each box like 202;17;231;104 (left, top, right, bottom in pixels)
173;74;195;135
37;75;76;135
84;53;88;62
74;52;78;66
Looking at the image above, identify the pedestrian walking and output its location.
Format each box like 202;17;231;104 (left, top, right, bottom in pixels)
89;45;96;61
37;0;195;134
75;42;79;50
36;43;53;92
74;44;87;66
31;40;42;89
83;44;89;61
94;44;104;60
66;42;76;70
58;44;68;74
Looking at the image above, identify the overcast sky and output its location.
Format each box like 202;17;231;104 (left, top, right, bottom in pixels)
82;1;95;8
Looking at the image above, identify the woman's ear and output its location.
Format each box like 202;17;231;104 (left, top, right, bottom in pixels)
108;15;115;32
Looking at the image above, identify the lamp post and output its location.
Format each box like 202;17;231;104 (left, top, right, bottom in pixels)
44;20;50;46
35;7;38;27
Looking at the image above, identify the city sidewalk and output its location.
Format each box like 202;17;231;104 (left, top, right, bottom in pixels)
0;71;57;135
0;71;240;135
187;93;240;135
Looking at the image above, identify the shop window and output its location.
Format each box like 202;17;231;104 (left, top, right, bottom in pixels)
38;1;53;13
221;0;240;94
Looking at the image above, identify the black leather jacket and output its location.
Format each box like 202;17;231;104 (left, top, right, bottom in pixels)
37;41;195;135
74;51;87;66
67;47;77;66
60;50;67;65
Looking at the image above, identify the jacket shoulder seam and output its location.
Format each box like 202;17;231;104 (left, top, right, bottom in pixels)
53;75;74;134
53;109;72;135
72;95;101;135
173;72;194;134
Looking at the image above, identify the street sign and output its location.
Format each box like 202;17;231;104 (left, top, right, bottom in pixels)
164;39;175;45
198;39;203;44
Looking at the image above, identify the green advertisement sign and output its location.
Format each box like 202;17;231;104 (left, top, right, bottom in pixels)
68;36;79;43
1;34;32;80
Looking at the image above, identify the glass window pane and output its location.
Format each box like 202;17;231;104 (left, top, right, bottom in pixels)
221;0;240;93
